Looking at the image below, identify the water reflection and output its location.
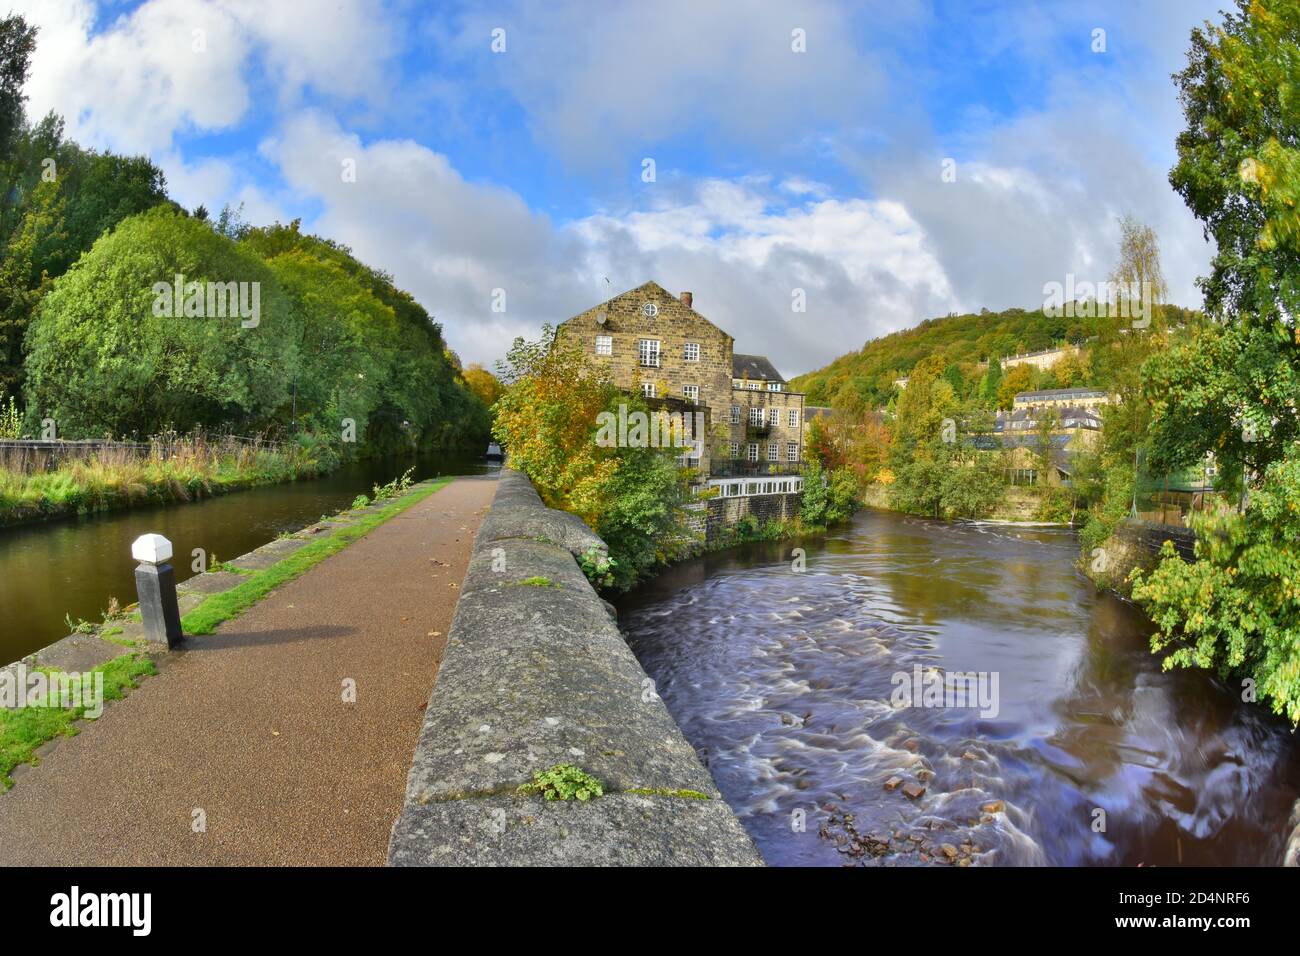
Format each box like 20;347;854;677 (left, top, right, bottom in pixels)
617;510;1300;866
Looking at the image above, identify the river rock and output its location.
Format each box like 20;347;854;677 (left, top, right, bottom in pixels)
940;843;958;860
902;782;926;800
884;776;903;791
981;800;1005;814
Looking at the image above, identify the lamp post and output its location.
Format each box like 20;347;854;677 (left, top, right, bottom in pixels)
132;533;182;648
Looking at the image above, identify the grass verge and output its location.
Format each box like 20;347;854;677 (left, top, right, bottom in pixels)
1;654;155;789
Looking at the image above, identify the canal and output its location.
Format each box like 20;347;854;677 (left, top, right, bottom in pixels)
617;508;1300;866
1;451;491;664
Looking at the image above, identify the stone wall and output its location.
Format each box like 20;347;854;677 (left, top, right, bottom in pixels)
705;492;801;543
388;469;763;866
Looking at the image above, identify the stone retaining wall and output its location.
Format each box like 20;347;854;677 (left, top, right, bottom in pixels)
387;468;763;866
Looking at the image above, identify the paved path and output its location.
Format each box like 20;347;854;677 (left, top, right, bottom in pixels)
0;477;496;866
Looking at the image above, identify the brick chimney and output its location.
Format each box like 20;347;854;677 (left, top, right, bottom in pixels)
680;291;693;308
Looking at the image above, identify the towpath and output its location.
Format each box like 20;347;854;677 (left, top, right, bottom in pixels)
0;477;495;865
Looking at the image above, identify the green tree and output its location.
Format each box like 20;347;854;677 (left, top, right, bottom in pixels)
1132;450;1300;723
1128;0;1300;723
24;208;298;437
0;14;36;163
492;326;689;588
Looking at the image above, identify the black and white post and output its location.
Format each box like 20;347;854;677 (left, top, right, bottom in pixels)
132;533;182;649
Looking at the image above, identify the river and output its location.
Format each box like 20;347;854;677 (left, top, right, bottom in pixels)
616;508;1300;866
1;451;491;664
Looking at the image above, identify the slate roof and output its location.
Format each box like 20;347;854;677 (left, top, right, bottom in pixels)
733;353;786;383
1014;388;1108;403
996;406;1102;432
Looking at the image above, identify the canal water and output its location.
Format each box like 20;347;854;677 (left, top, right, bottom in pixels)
617;508;1300;866
1;451;491;665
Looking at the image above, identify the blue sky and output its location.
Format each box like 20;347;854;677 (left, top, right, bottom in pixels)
15;0;1226;373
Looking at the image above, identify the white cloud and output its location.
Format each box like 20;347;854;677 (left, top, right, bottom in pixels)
12;0;398;155
432;0;895;170
261;112;957;374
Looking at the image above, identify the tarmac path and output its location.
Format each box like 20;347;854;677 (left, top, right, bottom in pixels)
0;476;495;865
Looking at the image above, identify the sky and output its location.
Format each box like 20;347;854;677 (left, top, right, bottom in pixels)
11;0;1228;376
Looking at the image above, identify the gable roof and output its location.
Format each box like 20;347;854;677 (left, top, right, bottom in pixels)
733;353;786;383
560;281;733;342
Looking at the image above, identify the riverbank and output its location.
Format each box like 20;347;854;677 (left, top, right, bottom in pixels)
0;436;490;530
0;437;325;529
0;475;454;790
858;482;1073;525
0;476;495;865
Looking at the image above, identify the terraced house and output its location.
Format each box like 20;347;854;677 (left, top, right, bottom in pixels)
558;282;805;504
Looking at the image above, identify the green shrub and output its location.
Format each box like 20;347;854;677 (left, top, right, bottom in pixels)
518;764;605;802
577;548;617;589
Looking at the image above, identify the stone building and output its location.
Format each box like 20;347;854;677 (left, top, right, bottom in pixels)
1012;387;1112;412
557;281;804;504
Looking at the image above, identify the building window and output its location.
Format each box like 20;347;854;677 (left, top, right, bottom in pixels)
729;440;739;458
641;382;656;398
747;381;762;391
747;443;759;462
730;405;740;424
767;441;779;461
683;385;699;404
732;379;743;389
683;342;700;361
638;339;660;367
788;409;798;428
787;442;798;462
595;335;612;356
749;407;764;426
767;383;783;392
768;407;780;425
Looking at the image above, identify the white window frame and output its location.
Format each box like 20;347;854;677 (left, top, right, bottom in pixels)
747;443;759;462
767;441;779;461
638;339;660;368
683;385;699;404
729;440;739;458
683;342;700;362
787;442;798;462
595;334;612;356
641;382;656;398
748;382;762;391
730;405;741;424
749;407;764;426
768;407;780;425
788;409;798;428
767;382;783;392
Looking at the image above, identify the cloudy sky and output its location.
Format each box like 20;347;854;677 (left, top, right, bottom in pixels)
12;0;1225;375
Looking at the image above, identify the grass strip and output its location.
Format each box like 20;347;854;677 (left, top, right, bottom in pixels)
1;653;156;789
181;478;451;635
